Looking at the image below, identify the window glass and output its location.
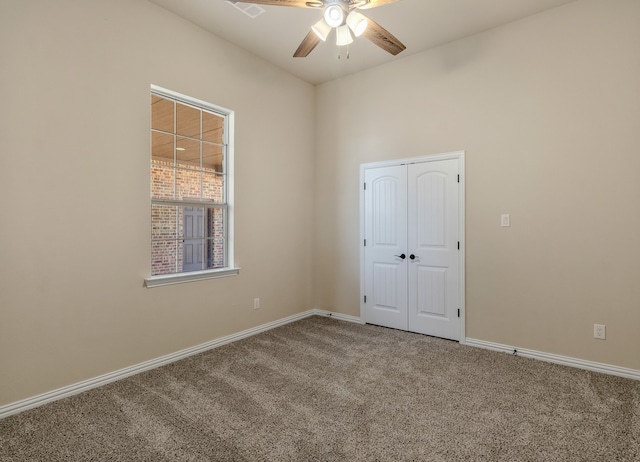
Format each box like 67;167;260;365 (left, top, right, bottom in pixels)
150;88;231;278
151;95;174;132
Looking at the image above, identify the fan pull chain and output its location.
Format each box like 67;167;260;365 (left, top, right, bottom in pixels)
337;45;351;60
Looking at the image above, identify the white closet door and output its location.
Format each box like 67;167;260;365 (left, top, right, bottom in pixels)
364;165;408;330
407;159;460;340
363;156;462;341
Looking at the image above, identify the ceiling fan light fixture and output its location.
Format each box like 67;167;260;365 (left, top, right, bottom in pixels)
324;5;345;28
311;18;331;41
346;11;368;37
336;24;353;46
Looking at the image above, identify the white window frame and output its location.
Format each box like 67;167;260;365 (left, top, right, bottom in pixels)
145;85;238;288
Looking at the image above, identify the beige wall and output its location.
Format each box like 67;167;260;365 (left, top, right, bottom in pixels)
0;0;315;405
1;0;639;409
314;0;640;370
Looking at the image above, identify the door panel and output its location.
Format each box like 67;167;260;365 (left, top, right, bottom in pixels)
183;206;204;271
364;165;408;330
408;159;460;340
373;263;400;310
416;172;447;248
416;266;447;317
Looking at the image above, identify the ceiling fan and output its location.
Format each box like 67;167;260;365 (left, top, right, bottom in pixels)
233;0;406;58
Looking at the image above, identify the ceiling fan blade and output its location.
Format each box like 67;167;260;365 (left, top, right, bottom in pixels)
233;0;323;7
363;17;406;55
355;0;400;10
293;30;322;57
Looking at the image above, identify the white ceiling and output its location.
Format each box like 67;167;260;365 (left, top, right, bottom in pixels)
148;0;577;85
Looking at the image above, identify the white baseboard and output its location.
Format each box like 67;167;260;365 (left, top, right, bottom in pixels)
0;310;318;420
313;309;364;324
7;313;635;420
466;338;640;381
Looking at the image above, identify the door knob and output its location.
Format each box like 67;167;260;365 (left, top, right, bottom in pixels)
394;254;406;260
410;254;416;260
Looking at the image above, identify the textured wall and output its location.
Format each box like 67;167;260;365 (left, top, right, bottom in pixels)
314;0;640;370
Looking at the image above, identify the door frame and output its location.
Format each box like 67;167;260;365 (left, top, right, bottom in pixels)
359;151;466;344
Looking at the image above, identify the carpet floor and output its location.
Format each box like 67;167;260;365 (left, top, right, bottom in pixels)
1;316;639;461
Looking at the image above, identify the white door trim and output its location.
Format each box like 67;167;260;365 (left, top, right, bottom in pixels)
359;151;466;343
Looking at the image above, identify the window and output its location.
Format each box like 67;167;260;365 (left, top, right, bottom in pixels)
145;86;237;287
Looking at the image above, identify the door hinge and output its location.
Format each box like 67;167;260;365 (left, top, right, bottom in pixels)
457;241;460;250
458;309;460;318
364;295;367;303
363;182;366;190
457;174;460;183
364;239;367;247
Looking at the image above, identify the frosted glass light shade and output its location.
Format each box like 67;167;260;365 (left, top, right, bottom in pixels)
336;25;353;46
346;11;368;37
324;5;345;28
311;18;331;41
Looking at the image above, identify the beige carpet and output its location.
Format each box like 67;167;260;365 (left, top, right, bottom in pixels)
1;316;639;461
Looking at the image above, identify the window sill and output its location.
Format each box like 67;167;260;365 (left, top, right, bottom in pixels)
144;268;240;288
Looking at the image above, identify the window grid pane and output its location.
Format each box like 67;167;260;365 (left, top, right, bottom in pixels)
151;131;175;163
151;96;174;133
202;110;224;144
202;172;225;203
176;103;201;138
151;161;175;200
176;136;201;168
176;167;203;201
151;240;180;276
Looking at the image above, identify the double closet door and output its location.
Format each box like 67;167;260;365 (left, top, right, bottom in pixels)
363;157;462;341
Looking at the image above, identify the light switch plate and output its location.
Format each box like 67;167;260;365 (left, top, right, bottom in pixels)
501;214;511;227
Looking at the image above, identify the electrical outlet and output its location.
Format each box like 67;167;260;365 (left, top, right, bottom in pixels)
253;298;260;310
594;324;606;340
